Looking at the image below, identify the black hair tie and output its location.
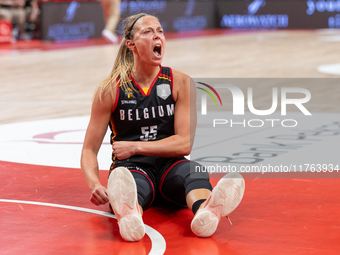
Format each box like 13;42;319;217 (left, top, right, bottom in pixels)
127;14;147;40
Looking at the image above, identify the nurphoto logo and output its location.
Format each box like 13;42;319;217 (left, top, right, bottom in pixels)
196;82;312;128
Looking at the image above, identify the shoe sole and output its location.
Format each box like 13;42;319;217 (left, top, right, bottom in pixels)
102;30;118;44
191;172;245;237
107;167;145;241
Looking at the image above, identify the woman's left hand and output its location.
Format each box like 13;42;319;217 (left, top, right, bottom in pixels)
112;141;138;160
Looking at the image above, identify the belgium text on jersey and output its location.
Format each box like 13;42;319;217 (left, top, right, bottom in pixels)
119;103;175;121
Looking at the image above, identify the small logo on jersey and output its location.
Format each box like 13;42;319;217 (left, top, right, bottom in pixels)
121;100;137;105
124;88;134;98
157;84;171;100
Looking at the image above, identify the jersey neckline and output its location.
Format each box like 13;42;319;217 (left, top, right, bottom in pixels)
129;66;162;96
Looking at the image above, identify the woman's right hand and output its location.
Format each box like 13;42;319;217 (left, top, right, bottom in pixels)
90;185;109;206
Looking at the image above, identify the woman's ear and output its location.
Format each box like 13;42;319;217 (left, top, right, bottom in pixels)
126;40;135;50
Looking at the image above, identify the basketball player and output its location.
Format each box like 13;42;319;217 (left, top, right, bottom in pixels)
101;0;120;44
81;13;245;242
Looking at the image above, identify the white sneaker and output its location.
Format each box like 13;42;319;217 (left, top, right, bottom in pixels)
108;167;145;241
102;29;118;44
191;172;245;238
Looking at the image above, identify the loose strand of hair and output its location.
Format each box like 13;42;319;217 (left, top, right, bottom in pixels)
96;39;134;101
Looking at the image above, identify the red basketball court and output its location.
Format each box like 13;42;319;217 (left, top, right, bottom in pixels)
1;29;340;254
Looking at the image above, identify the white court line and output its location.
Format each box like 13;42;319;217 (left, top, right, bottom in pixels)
0;199;166;255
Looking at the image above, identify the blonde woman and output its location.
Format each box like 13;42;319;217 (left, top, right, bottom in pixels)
81;13;245;242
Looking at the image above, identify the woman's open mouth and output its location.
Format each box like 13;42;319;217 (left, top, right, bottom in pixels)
153;44;162;57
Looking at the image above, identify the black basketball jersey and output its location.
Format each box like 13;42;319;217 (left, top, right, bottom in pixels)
109;66;176;171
